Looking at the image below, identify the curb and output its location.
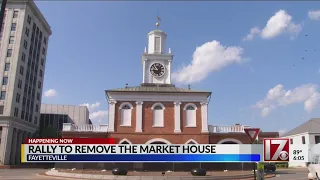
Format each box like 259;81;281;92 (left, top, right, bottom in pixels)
42;170;276;180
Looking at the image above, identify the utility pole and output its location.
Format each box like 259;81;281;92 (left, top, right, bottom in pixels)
0;0;8;32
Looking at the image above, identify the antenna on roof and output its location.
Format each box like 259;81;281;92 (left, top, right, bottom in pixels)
125;83;128;88
188;84;191;90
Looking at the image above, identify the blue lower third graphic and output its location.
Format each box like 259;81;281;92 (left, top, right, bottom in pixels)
26;154;260;162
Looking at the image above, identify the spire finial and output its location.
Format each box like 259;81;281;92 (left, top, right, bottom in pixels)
144;47;147;53
156;14;161;29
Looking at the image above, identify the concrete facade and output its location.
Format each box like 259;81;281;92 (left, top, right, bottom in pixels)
0;0;51;165
40;104;90;125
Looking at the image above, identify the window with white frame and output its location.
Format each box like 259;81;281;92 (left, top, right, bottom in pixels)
119;103;132;126
152;103;165;127
184;103;197;127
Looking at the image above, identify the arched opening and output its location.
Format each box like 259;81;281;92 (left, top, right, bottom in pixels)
184;103;197;127
119;102;133;126
150;141;166;144
185;139;198;144
151;103;165;127
143;139;173;172
208;139;244;171
119;138;132;144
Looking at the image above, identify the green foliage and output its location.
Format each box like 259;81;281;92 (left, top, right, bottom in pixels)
253;139;262;144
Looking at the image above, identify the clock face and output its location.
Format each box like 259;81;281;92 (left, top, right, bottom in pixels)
150;63;165;77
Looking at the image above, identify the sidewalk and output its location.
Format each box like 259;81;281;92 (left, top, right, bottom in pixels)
42;169;276;180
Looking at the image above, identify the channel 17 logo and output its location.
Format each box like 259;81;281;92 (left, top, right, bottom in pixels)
264;138;289;162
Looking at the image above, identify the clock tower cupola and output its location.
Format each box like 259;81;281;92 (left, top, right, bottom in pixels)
142;17;173;85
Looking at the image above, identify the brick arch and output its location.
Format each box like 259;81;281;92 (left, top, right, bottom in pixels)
185;139;198;144
217;138;242;144
119;138;132;144
145;138;171;144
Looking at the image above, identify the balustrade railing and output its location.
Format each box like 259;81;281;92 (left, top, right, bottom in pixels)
62;123;108;132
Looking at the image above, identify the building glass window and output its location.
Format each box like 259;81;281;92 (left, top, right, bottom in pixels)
20;66;24;75
2;77;8;85
0;106;4;114
152;103;165;127
17;79;22;89
302;136;306;144
39;69;42;77
4;63;10;71
21;110;25;119
290;139;293;144
23;40;28;49
16;93;20;103
14;107;18;117
27;15;31;24
42;47;46;55
11;23;16;31
7;49;12;57
25;27;29;37
315;136;320;144
0;91;6;100
22;96;26;106
41;58;44;66
21;53;25;62
35;104;38;112
34;116;38;125
44;37;47;44
13;11;18;18
36;92;40;100
184;103;197;127
119;103;132;126
38;81;41;89
9;36;14;44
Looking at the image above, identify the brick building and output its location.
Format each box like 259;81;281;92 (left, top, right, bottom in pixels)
61;24;279;171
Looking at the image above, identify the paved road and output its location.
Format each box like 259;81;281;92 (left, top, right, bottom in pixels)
0;168;65;180
269;168;308;180
0;168;310;180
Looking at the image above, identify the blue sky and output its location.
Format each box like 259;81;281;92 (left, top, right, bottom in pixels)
36;1;320;134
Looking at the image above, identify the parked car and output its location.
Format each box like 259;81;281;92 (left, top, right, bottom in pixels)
264;163;276;172
308;144;320;180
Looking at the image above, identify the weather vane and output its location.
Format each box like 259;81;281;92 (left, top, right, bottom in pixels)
156;14;161;29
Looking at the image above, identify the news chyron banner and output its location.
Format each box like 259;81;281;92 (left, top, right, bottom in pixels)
21;138;263;163
20;138;312;163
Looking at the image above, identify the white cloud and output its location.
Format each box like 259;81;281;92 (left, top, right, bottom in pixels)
80;102;100;111
254;84;320;117
308;10;320;21
172;40;245;84
44;89;57;98
243;10;302;41
90;110;108;124
243;27;261;41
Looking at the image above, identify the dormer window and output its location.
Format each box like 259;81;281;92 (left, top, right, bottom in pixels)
119;102;133;126
152;103;165;127
184;103;197;127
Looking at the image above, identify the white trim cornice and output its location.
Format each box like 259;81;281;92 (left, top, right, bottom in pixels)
108;93;208;102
